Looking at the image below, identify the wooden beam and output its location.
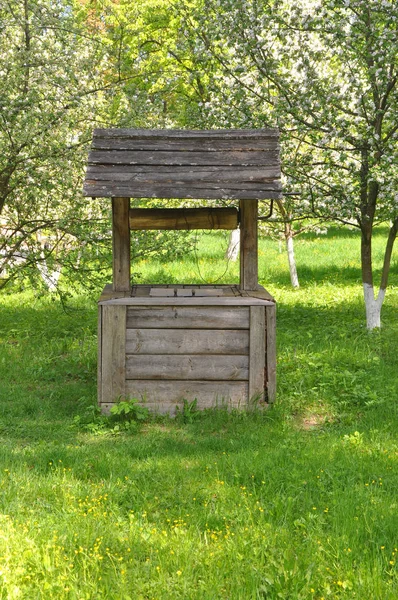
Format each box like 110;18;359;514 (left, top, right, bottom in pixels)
112;197;130;292
129;208;238;230
266;303;277;403
100;305;127;404
239;199;258;290
249;306;266;401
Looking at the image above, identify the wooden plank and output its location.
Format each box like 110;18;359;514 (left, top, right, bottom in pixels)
240;199;259;290
93;128;280;139
129;208;238;230
85;184;281;201
249;306;266;401
101;296;273;306
124;379;249;407
101;305;127;403
266;303;277;403
87;149;279;166
126;306;250;329
86;166;281;182
112;197;130;292
97;305;103;405
126;328;249;355
91;139;280;152
126;354;249;381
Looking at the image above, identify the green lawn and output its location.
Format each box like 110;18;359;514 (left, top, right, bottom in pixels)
0;227;397;599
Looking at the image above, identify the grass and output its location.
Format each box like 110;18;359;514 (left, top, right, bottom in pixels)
0;226;397;599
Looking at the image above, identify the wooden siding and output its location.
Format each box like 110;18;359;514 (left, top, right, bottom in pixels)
97;285;275;412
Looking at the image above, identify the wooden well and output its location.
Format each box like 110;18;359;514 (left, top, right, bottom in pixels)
83;128;281;414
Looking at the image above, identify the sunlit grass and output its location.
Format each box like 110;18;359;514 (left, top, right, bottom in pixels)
0;227;397;598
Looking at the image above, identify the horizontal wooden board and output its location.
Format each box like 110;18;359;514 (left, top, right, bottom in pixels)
91;139;279;152
86;165;280;182
100;296;273;306
84;185;281;201
126;306;250;329
125;328;249;355
87;149;279;167
129;207;238;230
93;128;279;139
123;379;249;407
125;354;249;381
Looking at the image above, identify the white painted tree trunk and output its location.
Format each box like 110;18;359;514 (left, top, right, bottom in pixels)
286;233;299;288
363;283;385;330
37;254;61;292
225;228;240;261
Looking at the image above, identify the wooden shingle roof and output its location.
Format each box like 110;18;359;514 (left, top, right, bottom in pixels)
83;128;282;201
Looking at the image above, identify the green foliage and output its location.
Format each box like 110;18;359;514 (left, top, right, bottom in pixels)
175;398;199;424
110;398;150;423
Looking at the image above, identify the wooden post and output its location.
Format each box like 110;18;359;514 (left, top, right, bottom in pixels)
266;303;277;402
101;304;127;404
249;305;266;401
112;197;130;292
239;199;258;290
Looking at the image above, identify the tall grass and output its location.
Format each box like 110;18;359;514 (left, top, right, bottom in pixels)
0;227;397;599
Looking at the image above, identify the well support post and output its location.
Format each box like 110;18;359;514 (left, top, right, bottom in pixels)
240;199;258;290
112;197;130;292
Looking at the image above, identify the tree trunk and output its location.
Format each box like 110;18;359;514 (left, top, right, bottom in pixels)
285;227;299;288
364;217;398;329
225;228;240;261
363;284;384;329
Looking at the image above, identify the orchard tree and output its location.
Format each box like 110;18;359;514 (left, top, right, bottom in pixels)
179;0;398;328
0;0;193;293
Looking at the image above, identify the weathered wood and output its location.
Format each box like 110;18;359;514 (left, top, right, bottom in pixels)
112;197;130;292
97;305;103;404
128;306;248;328
129;208;238;230
126;328;249;355
87;149;278;166
124;379;249;407
101;296;273;306
85;184;281;201
86;165;281;183
240;199;259;290
266;303;277;403
93;128;280;139
91;139;280;152
101;305;126;403
126;354;249;381
126;306;249;329
249;306;266;401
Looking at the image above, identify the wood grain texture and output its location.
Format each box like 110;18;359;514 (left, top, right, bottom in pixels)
83;128;281;200
101;305;126;403
93;128;279;139
112;197;130;292
100;296;273;306
87;150;278;166
97;305;103;404
266;303;277;403
124;380;249;407
126;306;250;329
129;208;238;230
240;199;259;290
85;184;281;201
249;306;266;401
126;354;249;381
86;165;281;183
91;139;280;152
126;328;249;355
